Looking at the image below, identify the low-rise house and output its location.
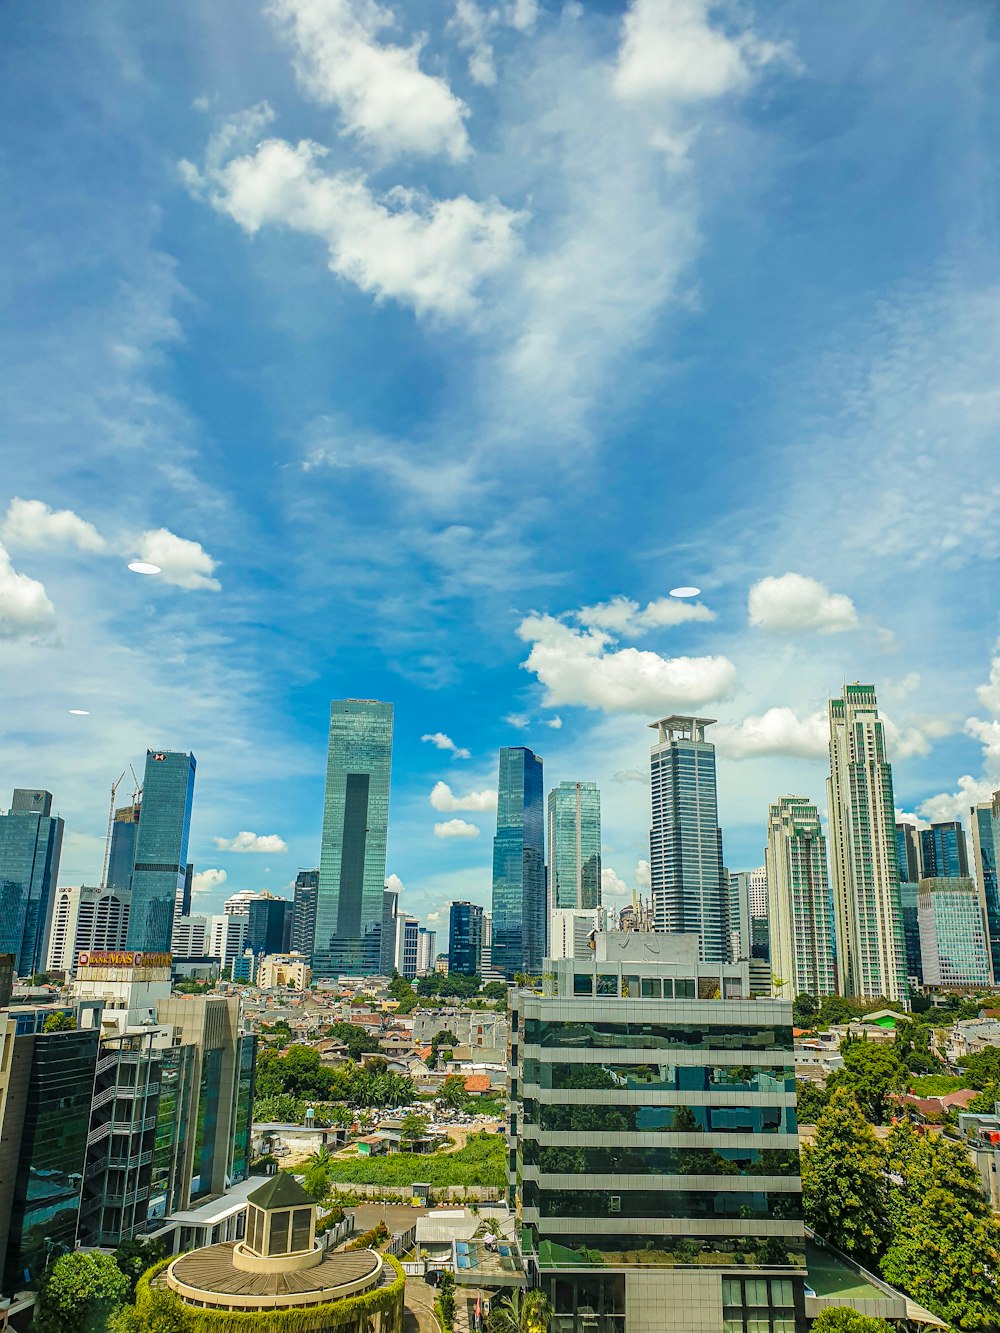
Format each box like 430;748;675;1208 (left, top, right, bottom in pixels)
357;1134;387;1157
895;1088;979;1123
958;1104;1000;1209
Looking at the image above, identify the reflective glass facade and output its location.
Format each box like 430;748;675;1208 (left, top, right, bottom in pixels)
291;869;318;961
0;790;64;977
919;820;969;879
127;751;196;953
971;799;1000;984
315;700;393;977
648;719;728;963
492;746;545;978
448;900;483;975
107;803;140;892
917;876;991;986
247;895;292;955
547;782;601;911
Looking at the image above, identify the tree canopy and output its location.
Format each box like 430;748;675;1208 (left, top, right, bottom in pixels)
826;1039;906;1123
32;1249;130;1333
809;1311;893;1333
801;1088;889;1267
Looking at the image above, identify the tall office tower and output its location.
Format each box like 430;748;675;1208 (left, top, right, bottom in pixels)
107;802;141;891
920;820;970;879
546;781;601;915
448;900;484;975
209;912;248;970
0;789;65;977
728;871;754;961
171;914;209;957
492;746;545;978
917;877;992;987
747;864;768;919
380;886;399;976
511;933;805;1330
971;794;1000;983
765;797;837;1001
126;750;196;954
315;700;393;978
176;862;194;919
393;913;420;980
648;716;728;962
895;821;924;986
826;685;907;1002
895;821;921;883
246;893;292;956
416;927;436;975
46;885;131;975
291;868;319;962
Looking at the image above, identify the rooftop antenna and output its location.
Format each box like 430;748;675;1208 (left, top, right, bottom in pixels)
100;771;127;889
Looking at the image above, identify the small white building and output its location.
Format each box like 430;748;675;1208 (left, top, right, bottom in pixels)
257;952;312;991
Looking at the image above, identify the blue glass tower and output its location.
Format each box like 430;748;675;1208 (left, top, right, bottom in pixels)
107;802;140;892
972;795;1000;984
546;781;601;911
0;790;64;976
126;750;196;953
314;700;393;977
919;820;969;879
648;717;728;963
448;900;484;976
491;746;545;979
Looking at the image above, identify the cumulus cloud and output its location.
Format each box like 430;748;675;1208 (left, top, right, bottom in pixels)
882;712;956;760
545;715;563;729
613;0;787;103
183;122;523;319
613;769;647;784
421;732;471;758
635;859;651;889
517;613;735;715
430;781;497;812
577;595;715;635
133;528;221;590
602;866;630;896
449;0;538;87
0;543;57;643
504;713;530;729
434;818;481;838
191;868;228;894
1;497;107;553
269;0;471;161
385;873;405;893
748;573;860;635
714;707;828;760
894;808;929;832
919;776;998;825
213;831;289;853
977;646;1000;716
427;910;441;922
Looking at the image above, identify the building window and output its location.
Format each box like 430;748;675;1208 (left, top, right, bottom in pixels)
573;975;593;996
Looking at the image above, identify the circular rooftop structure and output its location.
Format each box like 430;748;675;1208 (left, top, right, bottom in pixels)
167;1242;382;1310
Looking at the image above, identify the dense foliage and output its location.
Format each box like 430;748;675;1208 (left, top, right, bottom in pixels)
485;1289;552;1333
826;1040;907;1124
254;1045;413;1116
326;1129;505;1188
801;1088;889;1268
809;1311;893;1332
416;971;482;999
31;1249;129;1333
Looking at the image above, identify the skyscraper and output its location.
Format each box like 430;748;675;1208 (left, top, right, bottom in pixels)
971;794;1000;983
246;893;292;956
126;750;196;954
380;886;399;976
917;877;992;987
765;797;837;1001
895;821;924;985
0;789;64;977
648;716;728;963
291;868;319;962
107;802;140;892
448;900;483;976
491;746;545;978
314;700;393;977
826;685;907;1002
416;926;436;976
919;820;970;879
895;821;921;884
546;781;601;922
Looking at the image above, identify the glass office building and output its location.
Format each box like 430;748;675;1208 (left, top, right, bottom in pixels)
246;894;292;956
648;718;728;963
107;802;140;892
291;869;319;962
492;747;545;979
917;877;991;987
0;789;65;977
315;700;393;977
972;796;1000;984
765;797;836;1000
547;782;601;913
919;820;970;879
449;900;484;975
126;751;196;954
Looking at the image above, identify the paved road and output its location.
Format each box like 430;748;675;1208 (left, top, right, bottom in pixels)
404;1275;441;1333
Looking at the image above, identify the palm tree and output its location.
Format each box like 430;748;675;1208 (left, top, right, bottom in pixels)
485;1289;552;1333
307;1145;332;1169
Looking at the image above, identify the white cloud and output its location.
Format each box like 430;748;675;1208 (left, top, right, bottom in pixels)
894;808;929;832
0;543;57;643
965;717;1000;769
449;0;539;87
919;776;998;825
213;831;289;853
430;780;497;812
517;613;735;715
434;818;481;838
882;712;956;760
602;866;630;896
504;712;530;729
269;0;471;161
977;646;1000;716
427;910;441;922
421;732;471;758
714;707;828;760
613;769;647;783
134;528;221;590
545;715;563;729
613;0;787;103
577;595;715;635
1;497;107;554
191;868;228;894
385;872;405;893
635;859;651;889
185;126;523;320
748;573;860;635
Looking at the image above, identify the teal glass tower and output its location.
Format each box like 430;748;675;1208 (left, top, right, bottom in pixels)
0;789;64;976
314;700;393;977
972;794;1000;983
492;746;545;979
546;781;601;911
126;750;196;953
648;717;728;963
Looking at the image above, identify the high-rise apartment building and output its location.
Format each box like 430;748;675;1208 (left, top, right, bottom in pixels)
448;901;484;976
765;797;836;1001
648;717;728;962
393;913;420;980
917;877;992;987
46;885;130;975
416;927;436;976
126;750;196;954
209;912;248;971
291;868;319;962
971;794;1000;983
0;789;65;977
546;781;601;914
107;802;140;892
492;746;545;978
315;700;393;977
548;905;607;960
920;820;970;879
380;886;399;976
171;914;209;957
826;685;907;1002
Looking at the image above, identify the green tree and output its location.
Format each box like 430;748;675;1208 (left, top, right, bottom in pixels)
307;1144;332;1169
430;1028;459;1067
110;1285;188;1333
112;1238;166;1298
324;1020;382;1061
482;980;508;1001
958;1046;1000;1090
882;1128;1000;1329
801;1088;889;1267
32;1250;130;1333
485;1288;552;1333
41;1011;75;1033
967;1082;1000;1114
792;993;818;1027
437;1270;457;1331
794;1079;829;1124
302;1162;330;1201
400;1112;429;1143
439;1074;467;1109
809;1310;893;1332
827;1040;906;1123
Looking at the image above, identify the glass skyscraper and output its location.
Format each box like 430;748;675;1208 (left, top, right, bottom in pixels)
0;789;65;977
648;717;728;963
971;794;1000;984
546;781;601;913
492;746;545;979
917;877;992;987
765;796;836;1000
126;750;196;954
448;900;484;975
291;869;318;962
314;700;393;977
919;820;970;879
107;802;140;892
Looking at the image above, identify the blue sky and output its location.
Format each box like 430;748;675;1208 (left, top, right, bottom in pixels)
2;0;999;941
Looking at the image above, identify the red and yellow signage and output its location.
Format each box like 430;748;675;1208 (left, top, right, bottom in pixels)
77;950;172;969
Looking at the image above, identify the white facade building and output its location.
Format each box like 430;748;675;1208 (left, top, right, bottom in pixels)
209;913;248;970
548;907;607;961
416;926;436;975
46;885;130;975
172;914;209;956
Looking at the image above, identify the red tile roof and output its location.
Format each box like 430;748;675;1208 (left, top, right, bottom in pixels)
463;1074;492;1093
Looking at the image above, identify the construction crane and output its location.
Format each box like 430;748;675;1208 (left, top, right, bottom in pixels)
100;772;127;890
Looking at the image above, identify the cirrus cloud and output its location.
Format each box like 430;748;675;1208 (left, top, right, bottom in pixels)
433;818;481;838
213;830;289;853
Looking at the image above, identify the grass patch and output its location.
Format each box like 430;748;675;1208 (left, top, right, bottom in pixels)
908;1074;968;1096
326;1130;505;1188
